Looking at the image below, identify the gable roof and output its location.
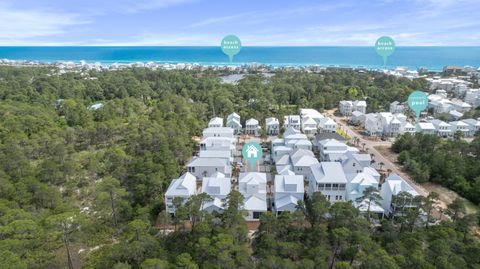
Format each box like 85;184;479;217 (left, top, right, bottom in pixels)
311;162;347;184
165;172;197;197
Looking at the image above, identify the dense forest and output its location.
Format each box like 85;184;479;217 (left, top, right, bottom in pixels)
0;66;478;268
393;134;480;205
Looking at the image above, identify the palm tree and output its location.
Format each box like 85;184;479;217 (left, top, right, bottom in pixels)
356;186;382;222
361;142;366;151
378;162;385;170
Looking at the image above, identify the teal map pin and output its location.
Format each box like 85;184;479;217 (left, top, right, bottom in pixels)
242;142;262;171
375;36;395;66
221;35;241;62
408;91;429;119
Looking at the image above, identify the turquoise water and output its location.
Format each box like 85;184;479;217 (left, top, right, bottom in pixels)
0;46;479;71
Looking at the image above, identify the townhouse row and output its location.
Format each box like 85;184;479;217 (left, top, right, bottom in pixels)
211;110;338;137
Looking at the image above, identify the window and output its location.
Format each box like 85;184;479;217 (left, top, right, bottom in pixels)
318;183;325;190
332;184;339;190
253;212;261;219
325;183;332;190
188;167;195;173
353;162;356;167
339;184;346;190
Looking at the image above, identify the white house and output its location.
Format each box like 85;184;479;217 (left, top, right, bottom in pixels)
403;122;416;134
354;100;367;114
349;111;365;125
265;117;280;135
465;89;480;108
417;122;436;135
199;150;233;165
201;173;231;213
449;110;464;121
309;162;347;202
165;172;197;214
203;127;234;139
339;101;353;116
346;169;383;215
463;118;480;136
428;119;452;138
284;115;301;130
340;152;372;174
272;146;293;162
208;117;224;128
187;157;231;179
451;99;472;113
274;174;304;214
246;118;261;136
380;173;420;215
319;139;348;161
450;121;471;137
290;149;319;180
319;117;337;133
302;117;318;135
300;108;325;125
339;100;367;116
226;113;242;135
199;137;235;154
390;101;405;114
365;113;382;136
284;126;301;137
239;172;268;220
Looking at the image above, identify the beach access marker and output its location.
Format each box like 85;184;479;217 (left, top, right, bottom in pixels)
375;36;395;66
242;142;262;171
221;35;241;62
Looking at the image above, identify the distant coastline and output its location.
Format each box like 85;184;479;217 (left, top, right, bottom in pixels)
0;46;479;71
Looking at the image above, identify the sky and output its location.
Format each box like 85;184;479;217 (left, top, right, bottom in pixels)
0;0;479;46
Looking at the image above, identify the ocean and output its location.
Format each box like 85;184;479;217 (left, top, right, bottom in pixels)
1;46;479;71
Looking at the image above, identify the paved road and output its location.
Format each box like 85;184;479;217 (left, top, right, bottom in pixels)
327;110;428;197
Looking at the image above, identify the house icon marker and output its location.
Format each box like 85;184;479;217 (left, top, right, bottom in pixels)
246;144;258;158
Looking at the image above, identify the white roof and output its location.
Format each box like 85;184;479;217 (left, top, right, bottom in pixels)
199;150;231;159
351;111;364;117
450;121;469;127
354;100;367;107
165;172;197;197
239;172;267;185
284;126;301;136
275;195;299;210
202;176;231;196
311;162;347;184
246;118;259;125
300;108;324;119
266;117;279;125
227;112;240;119
292;155;319;167
188;157;227;167
322;118;336;125
384;173;419;196
244;196;267;211
449;110;463;117
319;139;346;148
417;122;435;130
209;117;223;125
302;117;317;125
356;199;384;213
203;127;234;136
404;122;415;129
285;133;308;140
275;175;304;193
463;119;480;126
429;119;451;127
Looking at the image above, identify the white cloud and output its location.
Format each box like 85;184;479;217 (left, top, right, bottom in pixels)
117;0;196;13
0;3;89;43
